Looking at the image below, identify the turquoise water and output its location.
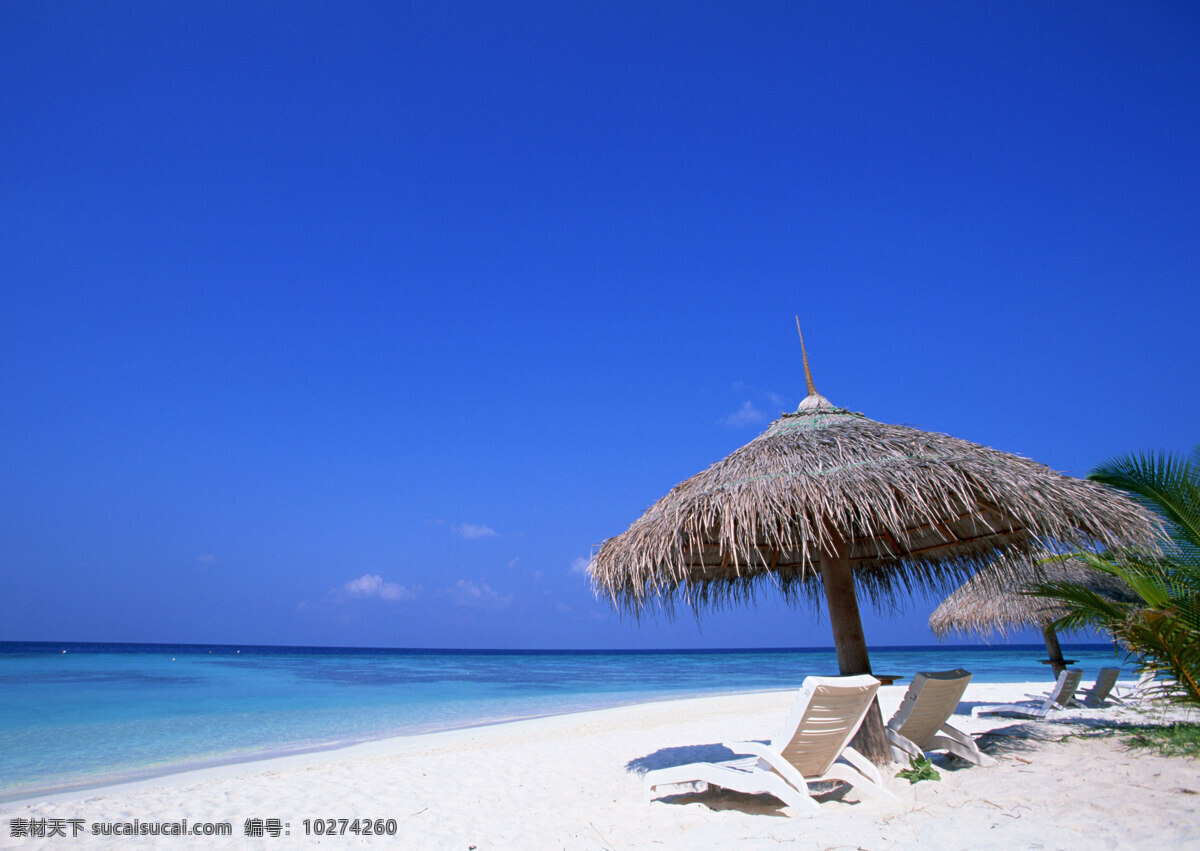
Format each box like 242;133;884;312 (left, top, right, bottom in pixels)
0;641;1132;801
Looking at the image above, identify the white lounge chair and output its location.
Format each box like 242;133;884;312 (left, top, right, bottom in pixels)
971;669;1083;720
1112;669;1157;704
886;669;996;766
1078;667;1121;708
644;675;897;816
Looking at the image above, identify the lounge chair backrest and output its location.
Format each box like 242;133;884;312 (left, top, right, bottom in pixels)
886;669;971;747
773;674;879;779
1048;669;1083;707
1086;667;1121;703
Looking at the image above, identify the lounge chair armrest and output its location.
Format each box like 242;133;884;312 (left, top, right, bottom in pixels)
722;741;809;791
885;729;922;761
973;704;1027;717
973;701;1057;719
936;722;976;747
722;740;770;757
1022;692;1074;704
837;746;885;785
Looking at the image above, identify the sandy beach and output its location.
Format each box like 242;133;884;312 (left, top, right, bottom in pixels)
4;680;1198;849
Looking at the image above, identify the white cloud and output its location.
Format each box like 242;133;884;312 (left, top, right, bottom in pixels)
197;554;217;565
720;401;766;428
570;556;591;575
727;381;786;418
448;579;513;608
452;523;498;540
342;574;414;602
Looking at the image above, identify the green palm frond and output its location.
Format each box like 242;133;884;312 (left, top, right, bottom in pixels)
1090;448;1200;559
1029;579;1126;634
1032;566;1200;704
1121;607;1200;705
1028;446;1200;707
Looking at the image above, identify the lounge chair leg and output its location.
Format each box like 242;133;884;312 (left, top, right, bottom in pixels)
823;764;898;803
760;775;820;815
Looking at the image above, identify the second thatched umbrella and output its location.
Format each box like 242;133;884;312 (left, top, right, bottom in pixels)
589;339;1160;765
930;556;1139;677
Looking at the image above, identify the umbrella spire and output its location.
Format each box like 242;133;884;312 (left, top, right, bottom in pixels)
795;316;833;411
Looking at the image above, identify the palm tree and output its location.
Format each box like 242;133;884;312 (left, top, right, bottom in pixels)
1030;448;1200;705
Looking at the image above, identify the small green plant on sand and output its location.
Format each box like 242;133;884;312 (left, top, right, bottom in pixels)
895;755;940;784
1120;723;1200;758
1057;722;1200;758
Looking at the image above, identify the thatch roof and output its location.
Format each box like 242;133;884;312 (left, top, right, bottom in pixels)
929;557;1140;639
589;393;1162;616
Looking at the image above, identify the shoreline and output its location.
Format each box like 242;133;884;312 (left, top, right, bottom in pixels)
0;686;792;808
5;680;1197;848
3;642;1138;805
4;681;1195;844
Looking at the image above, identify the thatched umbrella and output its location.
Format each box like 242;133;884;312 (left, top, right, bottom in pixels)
588;331;1161;765
930;556;1139;677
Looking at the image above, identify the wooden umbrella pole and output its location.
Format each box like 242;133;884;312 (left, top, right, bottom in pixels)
1042;625;1067;678
818;530;892;766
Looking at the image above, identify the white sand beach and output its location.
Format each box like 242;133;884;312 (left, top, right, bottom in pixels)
3;681;1198;849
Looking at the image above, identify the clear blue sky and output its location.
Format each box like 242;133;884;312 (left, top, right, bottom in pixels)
2;2;1197;651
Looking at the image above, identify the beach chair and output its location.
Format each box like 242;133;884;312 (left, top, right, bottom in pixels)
971;669;1083;720
1112;669;1157;704
644;675;897;816
1077;667;1121;708
885;669;996;766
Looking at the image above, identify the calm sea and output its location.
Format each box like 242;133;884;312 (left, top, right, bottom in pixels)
0;641;1132;802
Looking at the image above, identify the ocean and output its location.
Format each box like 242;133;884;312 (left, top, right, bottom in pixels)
0;641;1132;802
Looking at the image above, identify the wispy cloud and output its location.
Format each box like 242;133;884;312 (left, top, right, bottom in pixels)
728;381;786;419
452;523;497;540
720;400;766;428
448;579;513;608
341;574;415;602
570;556;591;575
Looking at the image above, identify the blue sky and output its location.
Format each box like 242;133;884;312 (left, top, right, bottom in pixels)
2;2;1197;651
